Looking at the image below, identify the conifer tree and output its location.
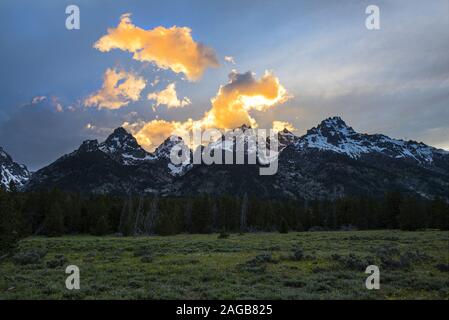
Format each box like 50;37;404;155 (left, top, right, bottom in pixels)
92;213;110;236
240;193;248;233
119;196;134;236
0;189;20;253
43;201;64;237
144;194;159;235
184;198;193;233
133;195;144;235
398;196;425;231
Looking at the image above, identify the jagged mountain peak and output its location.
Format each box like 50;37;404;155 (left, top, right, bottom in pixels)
110;126;128;135
205;124;297;154
102;127;141;152
237;124;252;131
105;127;133;141
154;135;187;159
153;135;192;176
280;127;293;134
296;116;446;163
0;146;30;190
277;128;298;149
101;127;154;164
71;127;154;165
278;127;296;138
0;146;11;160
320;116;347;126
307;116;355;138
77;139;99;153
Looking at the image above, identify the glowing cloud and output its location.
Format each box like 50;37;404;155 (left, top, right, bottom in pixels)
224;56;236;65
147;83;191;109
31;95;65;112
128;70;291;151
50;96;64;113
124;119;195;151
273;120;296;132
203;70;291;129
94;13;219;81
84;68;146;109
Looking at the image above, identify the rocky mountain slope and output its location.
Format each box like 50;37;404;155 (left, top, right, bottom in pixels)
172;117;449;199
23;117;449;200
295;117;448;164
24;128;186;194
0;147;30;190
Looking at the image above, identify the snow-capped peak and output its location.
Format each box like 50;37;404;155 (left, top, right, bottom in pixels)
70;128;192;175
154;136;192;176
0;146;31;190
295;117;446;163
277;128;299;149
204;125;260;155
319;116;352;129
306;117;356;140
101;127;139;152
73;127;155;165
154;136;186;159
100;128;155;165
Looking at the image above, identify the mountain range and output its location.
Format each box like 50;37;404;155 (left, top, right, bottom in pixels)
1;117;448;200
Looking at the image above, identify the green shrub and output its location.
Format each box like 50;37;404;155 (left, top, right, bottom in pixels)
47;254;67;268
291;247;304;261
13;250;46;265
141;254;154;263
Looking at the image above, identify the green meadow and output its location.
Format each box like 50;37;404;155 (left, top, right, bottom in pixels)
1;230;448;299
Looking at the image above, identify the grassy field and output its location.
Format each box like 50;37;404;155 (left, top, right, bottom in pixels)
0;230;448;299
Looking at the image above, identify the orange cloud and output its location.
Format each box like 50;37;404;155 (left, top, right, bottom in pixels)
126;70;291;151
272;120;296;132
203;70;290;129
84;68;146;109
147;83;191;109
124;119;195;151
94;13;219;81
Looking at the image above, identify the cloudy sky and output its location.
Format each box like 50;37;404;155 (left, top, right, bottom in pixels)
0;0;448;170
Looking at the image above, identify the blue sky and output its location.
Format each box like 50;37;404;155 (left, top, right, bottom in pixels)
0;0;448;170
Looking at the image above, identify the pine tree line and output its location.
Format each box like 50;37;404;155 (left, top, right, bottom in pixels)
1;184;448;254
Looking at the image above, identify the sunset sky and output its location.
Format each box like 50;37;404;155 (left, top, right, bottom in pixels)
0;0;448;170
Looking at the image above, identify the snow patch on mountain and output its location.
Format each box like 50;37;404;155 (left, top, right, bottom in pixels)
295;117;447;163
70;127;156;165
99;127;156;165
0;147;30;190
207;125;260;155
154;136;192;176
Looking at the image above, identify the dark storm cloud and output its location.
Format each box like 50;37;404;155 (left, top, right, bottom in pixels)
0;100;126;171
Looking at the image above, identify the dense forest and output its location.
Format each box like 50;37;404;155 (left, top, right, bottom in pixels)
1;181;448;254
